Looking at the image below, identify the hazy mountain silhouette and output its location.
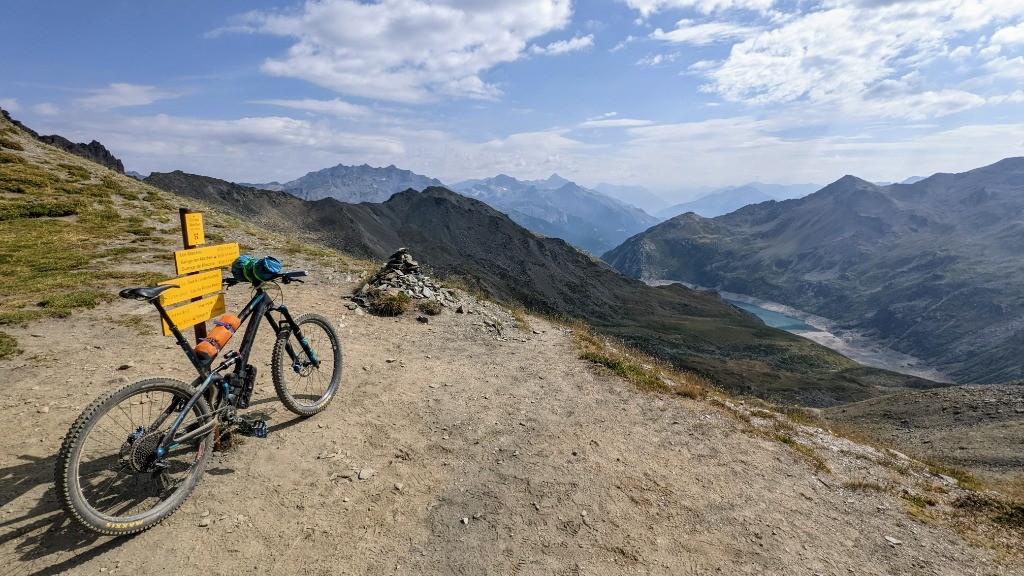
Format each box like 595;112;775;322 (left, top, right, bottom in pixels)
450;174;660;255
248;163;444;203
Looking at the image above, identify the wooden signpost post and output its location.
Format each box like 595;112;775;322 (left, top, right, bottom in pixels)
158;209;239;340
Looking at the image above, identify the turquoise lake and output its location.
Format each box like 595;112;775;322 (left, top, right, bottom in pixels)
727;300;819;333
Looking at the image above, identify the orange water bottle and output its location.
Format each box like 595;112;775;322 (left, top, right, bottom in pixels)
194;314;241;363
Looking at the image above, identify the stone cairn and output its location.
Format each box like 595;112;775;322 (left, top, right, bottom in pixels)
353;248;458;308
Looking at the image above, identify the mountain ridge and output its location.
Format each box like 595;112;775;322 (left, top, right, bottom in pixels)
144;170;936;406
450;173;660;255
250;162;444;203
604;157;1024;385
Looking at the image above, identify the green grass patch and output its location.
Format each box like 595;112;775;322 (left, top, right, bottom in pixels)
0;135;24;151
0;310;49;326
98;246;144;258
0;331;21;359
59;163;91;182
40;289;114;310
0;151;27;164
0;163;53;194
954;493;1024;528
0;199;80;221
370;291;411;316
901;492;938;508
572;320;706;398
775;432;831;473
418;299;443;316
925;460;983;491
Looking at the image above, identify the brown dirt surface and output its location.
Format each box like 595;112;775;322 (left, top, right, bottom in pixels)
2;263;1023;575
824;384;1024;485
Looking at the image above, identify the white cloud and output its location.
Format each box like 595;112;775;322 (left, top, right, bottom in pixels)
75;83;179;109
672;0;1024;120
992;22;1024;45
987;90;1024;104
253;98;375;118
611;35;639;52
530;35;595;55
949;45;973;59
979;44;1002;57
235;0;573;103
612;116;1024;188
32;103;60;116
0;98;19;112
637;52;680;66
652;20;759;45
859;87;986;120
578;118;655;128
624;0;774;17
985;56;1024;78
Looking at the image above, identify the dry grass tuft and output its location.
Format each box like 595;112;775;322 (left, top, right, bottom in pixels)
418;299;443;316
570;320;707;399
0;331;21;359
370;291;412;316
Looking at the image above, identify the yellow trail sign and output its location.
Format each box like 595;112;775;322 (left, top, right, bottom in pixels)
174;242;239;275
159;270;223;307
162;294;226;336
183;212;206;246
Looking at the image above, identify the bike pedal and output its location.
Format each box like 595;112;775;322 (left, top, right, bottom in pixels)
240;419;269;438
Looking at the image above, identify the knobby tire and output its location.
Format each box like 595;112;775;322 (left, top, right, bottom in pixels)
55;378;214;535
271;313;342;416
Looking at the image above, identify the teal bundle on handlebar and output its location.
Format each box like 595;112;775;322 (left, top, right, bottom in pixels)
231;255;282;285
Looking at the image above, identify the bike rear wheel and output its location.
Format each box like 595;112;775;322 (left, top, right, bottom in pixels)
271;313;342;416
55;378;214;535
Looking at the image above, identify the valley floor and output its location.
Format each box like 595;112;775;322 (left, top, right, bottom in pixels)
1;269;1020;575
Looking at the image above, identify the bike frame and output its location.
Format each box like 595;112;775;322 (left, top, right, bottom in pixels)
143;279;318;459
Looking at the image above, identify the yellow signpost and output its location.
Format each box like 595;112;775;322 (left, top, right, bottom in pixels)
182;212;205;246
173;242;240;275
158;270;223;307
159;209;238;339
162;294;226;336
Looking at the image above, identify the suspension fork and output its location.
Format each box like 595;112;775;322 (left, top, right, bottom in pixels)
271;305;321;370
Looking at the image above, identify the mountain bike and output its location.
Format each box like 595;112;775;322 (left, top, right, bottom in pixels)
55;266;342;535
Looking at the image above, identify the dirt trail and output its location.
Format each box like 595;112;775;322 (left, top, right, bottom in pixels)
1;269;1020;575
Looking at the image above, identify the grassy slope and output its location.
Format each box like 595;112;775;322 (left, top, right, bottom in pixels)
0;114;369;359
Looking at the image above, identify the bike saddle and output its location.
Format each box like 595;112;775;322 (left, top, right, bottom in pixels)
119;284;178;301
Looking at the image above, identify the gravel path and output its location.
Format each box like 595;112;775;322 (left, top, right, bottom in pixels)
1;270;1020;575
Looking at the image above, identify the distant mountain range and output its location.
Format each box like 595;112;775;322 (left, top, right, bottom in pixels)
247;165;659;255
655;183;822;219
449;173;660;255
245;163;444;203
592;183;669;213
604;158;1024;385
145;171;934;406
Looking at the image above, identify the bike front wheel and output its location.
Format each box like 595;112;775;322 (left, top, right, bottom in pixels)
55;378;214;535
272;313;342;416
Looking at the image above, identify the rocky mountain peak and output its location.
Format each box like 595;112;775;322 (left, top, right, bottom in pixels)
0;107;125;173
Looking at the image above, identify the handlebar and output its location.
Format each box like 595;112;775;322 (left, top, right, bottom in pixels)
223;270;308;288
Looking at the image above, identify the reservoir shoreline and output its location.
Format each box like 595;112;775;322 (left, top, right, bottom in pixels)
649;279;952;383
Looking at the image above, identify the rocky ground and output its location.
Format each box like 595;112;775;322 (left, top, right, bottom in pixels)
825;384;1024;485
1;260;1023;575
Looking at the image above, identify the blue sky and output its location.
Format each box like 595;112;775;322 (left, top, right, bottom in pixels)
2;0;1023;196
